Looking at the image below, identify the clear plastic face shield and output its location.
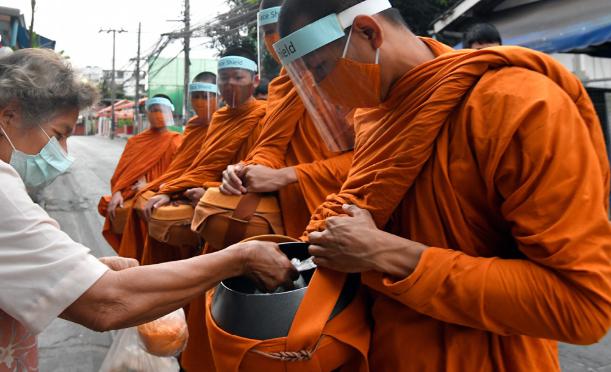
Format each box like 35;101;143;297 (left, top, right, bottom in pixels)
257;6;282;77
190;82;219;123
145;97;175;129
217;56;258;109
274;0;392;152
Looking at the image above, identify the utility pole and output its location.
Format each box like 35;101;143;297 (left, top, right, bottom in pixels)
183;0;191;125
99;28;127;139
134;22;142;133
29;0;36;46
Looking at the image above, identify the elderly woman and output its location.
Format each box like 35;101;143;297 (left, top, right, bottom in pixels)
0;48;297;370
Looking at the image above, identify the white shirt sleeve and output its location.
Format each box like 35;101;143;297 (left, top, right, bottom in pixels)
0;161;109;334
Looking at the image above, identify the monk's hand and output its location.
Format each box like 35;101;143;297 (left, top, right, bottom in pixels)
184;188;206;207
108;192;124;220
143;194;171;221
220;163;247;195
99;256;139;271
308;204;429;278
132;178;147;191
226;241;299;293
242;165;297;193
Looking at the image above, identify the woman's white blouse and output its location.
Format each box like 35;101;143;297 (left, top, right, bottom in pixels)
0;160;108;334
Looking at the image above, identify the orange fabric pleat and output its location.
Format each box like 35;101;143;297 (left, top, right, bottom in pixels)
158;99;266;196
171;101;266;372
98;129;182;252
306;38;611;372
143;116;210;193
116;118;210;260
205;270;370;372
244;70;353;237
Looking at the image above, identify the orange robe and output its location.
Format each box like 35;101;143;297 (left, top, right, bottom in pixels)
98;129;182;251
174;99;267;372
116;116;210;261
158;99;267;196
306;38;611;371
245;70;353;237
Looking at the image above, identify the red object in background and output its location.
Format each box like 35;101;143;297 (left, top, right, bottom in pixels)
73;123;85;136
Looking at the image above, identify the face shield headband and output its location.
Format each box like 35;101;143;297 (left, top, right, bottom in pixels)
145;97;175;112
273;0;392;66
189;82;219;95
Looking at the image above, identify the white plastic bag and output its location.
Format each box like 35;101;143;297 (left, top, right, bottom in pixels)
137;309;189;357
99;328;179;372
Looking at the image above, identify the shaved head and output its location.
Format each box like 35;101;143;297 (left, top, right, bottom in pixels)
193;71;217;84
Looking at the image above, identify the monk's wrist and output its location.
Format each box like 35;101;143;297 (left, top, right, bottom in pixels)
373;233;428;278
279;167;298;186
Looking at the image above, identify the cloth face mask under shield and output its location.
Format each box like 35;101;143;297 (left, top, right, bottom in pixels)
274;0;392;152
318;27;382;108
0;124;74;189
190;82;219;123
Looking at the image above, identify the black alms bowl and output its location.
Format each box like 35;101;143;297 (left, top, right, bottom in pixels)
211;242;359;340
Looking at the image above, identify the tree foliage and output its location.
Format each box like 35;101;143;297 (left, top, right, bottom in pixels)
205;0;259;54
205;0;459;68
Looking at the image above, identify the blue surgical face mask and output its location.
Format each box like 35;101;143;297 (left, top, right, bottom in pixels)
0;125;74;189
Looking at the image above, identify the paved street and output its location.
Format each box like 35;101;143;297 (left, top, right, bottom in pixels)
37;136;125;372
36;136;610;371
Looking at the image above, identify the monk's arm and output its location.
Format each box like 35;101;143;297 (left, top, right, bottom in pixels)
364;87;611;345
109;138;136;194
61;242;294;331
293;152;354;213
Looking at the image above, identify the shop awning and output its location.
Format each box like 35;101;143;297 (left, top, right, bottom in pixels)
434;0;611;57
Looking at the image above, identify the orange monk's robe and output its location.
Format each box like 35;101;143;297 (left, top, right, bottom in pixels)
172;99;267;372
305;38;611;372
244;70;353;238
158;99;267;196
98;129;182;252
116;116;210;261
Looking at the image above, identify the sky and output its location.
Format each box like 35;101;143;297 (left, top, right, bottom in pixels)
2;0;230;70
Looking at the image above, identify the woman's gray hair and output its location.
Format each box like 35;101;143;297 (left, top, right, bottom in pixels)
0;48;100;125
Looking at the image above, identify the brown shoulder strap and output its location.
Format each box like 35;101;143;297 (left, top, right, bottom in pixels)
223;192;262;248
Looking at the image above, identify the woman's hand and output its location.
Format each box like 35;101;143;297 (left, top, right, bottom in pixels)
242;165;297;193
99;256;140;271
308;205;428;278
143;194;171;221
220;163;247;195
226;241;299;292
184;188;206;207
107;192;124;220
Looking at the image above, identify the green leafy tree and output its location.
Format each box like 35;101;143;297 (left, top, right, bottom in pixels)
205;0;459;75
205;0;259;53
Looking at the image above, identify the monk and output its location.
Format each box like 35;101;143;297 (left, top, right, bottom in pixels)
142;47;267;372
267;1;611;371
143;47;266;220
220;0;354;239
98;94;182;252
115;72;218;262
